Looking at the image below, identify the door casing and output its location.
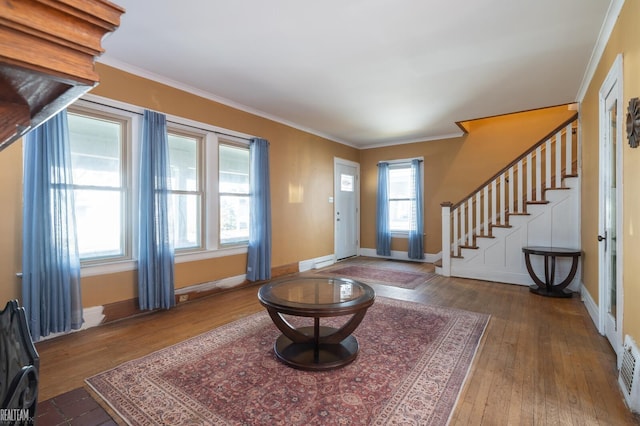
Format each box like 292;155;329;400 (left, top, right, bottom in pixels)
334;158;360;260
598;53;624;366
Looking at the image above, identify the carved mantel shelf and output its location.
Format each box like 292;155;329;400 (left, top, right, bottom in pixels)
0;0;125;150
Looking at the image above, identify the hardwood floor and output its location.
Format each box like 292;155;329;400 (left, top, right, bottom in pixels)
36;257;640;425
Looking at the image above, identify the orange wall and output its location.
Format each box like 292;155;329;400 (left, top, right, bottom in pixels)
580;0;640;340
360;106;576;254
0;66;585;314
0;64;360;308
0;141;23;304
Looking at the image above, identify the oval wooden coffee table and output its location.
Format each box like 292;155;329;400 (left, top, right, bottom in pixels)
258;277;375;370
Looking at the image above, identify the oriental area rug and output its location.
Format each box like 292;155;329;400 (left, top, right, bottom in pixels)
315;264;436;290
86;297;489;425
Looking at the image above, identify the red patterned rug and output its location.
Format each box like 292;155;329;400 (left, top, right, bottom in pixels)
86;297;489;425
316;264;435;289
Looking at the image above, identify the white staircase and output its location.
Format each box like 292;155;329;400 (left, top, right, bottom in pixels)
437;115;581;290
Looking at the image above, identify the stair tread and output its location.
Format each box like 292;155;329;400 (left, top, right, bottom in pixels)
527;200;549;205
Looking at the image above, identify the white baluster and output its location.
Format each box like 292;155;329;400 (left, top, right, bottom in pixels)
545;139;552;188
468;199;473;246
460;203;466;247
453;207;459;256
517;159;524;213
483;186;489;235
536;146;542;200
508;166;514;213
526;153;532;202
499;174;506;225
555;132;562;187
565;123;573;175
492;179;497;225
476;192;482;235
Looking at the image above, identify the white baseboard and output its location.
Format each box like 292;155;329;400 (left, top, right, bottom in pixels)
358;248;441;263
175;274;247;294
39;305;105;341
581;284;601;333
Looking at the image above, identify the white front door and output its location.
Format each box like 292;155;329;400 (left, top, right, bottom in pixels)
598;54;623;362
334;158;359;260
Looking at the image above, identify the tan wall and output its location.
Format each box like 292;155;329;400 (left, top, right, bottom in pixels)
0;141;23;304
360;106;576;254
581;0;640;340
0;64;359;307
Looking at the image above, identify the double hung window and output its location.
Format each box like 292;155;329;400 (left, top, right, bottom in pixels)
167;131;203;251
68;109;129;261
388;163;414;232
219;143;250;245
65;98;251;271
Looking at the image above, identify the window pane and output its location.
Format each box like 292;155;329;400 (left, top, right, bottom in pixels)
169;193;201;249
390;199;411;231
74;189;123;258
168;133;198;191
220;195;249;244
68;113;122;187
340;174;354;192
219;144;249;194
389;167;411;199
220;143;250;245
388;164;415;232
68;110;127;261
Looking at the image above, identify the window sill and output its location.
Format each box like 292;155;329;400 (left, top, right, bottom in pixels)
390;231;409;239
175;245;248;263
80;245;248;277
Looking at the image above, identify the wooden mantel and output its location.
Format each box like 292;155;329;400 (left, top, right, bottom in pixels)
0;0;125;150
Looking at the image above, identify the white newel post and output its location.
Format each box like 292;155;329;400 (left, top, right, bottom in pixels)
441;202;452;276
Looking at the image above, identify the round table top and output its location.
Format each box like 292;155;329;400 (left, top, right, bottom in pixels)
258;277;375;315
522;246;582;256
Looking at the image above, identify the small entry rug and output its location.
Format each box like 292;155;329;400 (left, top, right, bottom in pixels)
317;264;436;289
86;298;489;425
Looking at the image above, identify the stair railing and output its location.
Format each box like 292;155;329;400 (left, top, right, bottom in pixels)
440;113;578;276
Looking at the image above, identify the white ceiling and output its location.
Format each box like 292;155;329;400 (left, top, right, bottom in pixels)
100;0;614;148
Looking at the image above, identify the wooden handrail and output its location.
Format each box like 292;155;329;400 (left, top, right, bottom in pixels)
450;112;578;210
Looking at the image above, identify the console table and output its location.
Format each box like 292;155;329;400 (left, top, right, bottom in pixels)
522;246;581;298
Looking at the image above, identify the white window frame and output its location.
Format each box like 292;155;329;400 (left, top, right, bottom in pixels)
75;94;254;277
166;127;206;252
385;157;424;238
218;140;251;247
67;101;137;268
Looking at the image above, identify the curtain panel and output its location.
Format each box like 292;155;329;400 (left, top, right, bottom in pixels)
138;110;175;310
376;162;391;256
22;110;83;341
408;159;424;259
246;138;272;281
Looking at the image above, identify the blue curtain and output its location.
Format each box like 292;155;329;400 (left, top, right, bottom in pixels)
138;110;175;310
408;159;424;260
247;138;272;281
22;110;83;341
376;162;391;256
